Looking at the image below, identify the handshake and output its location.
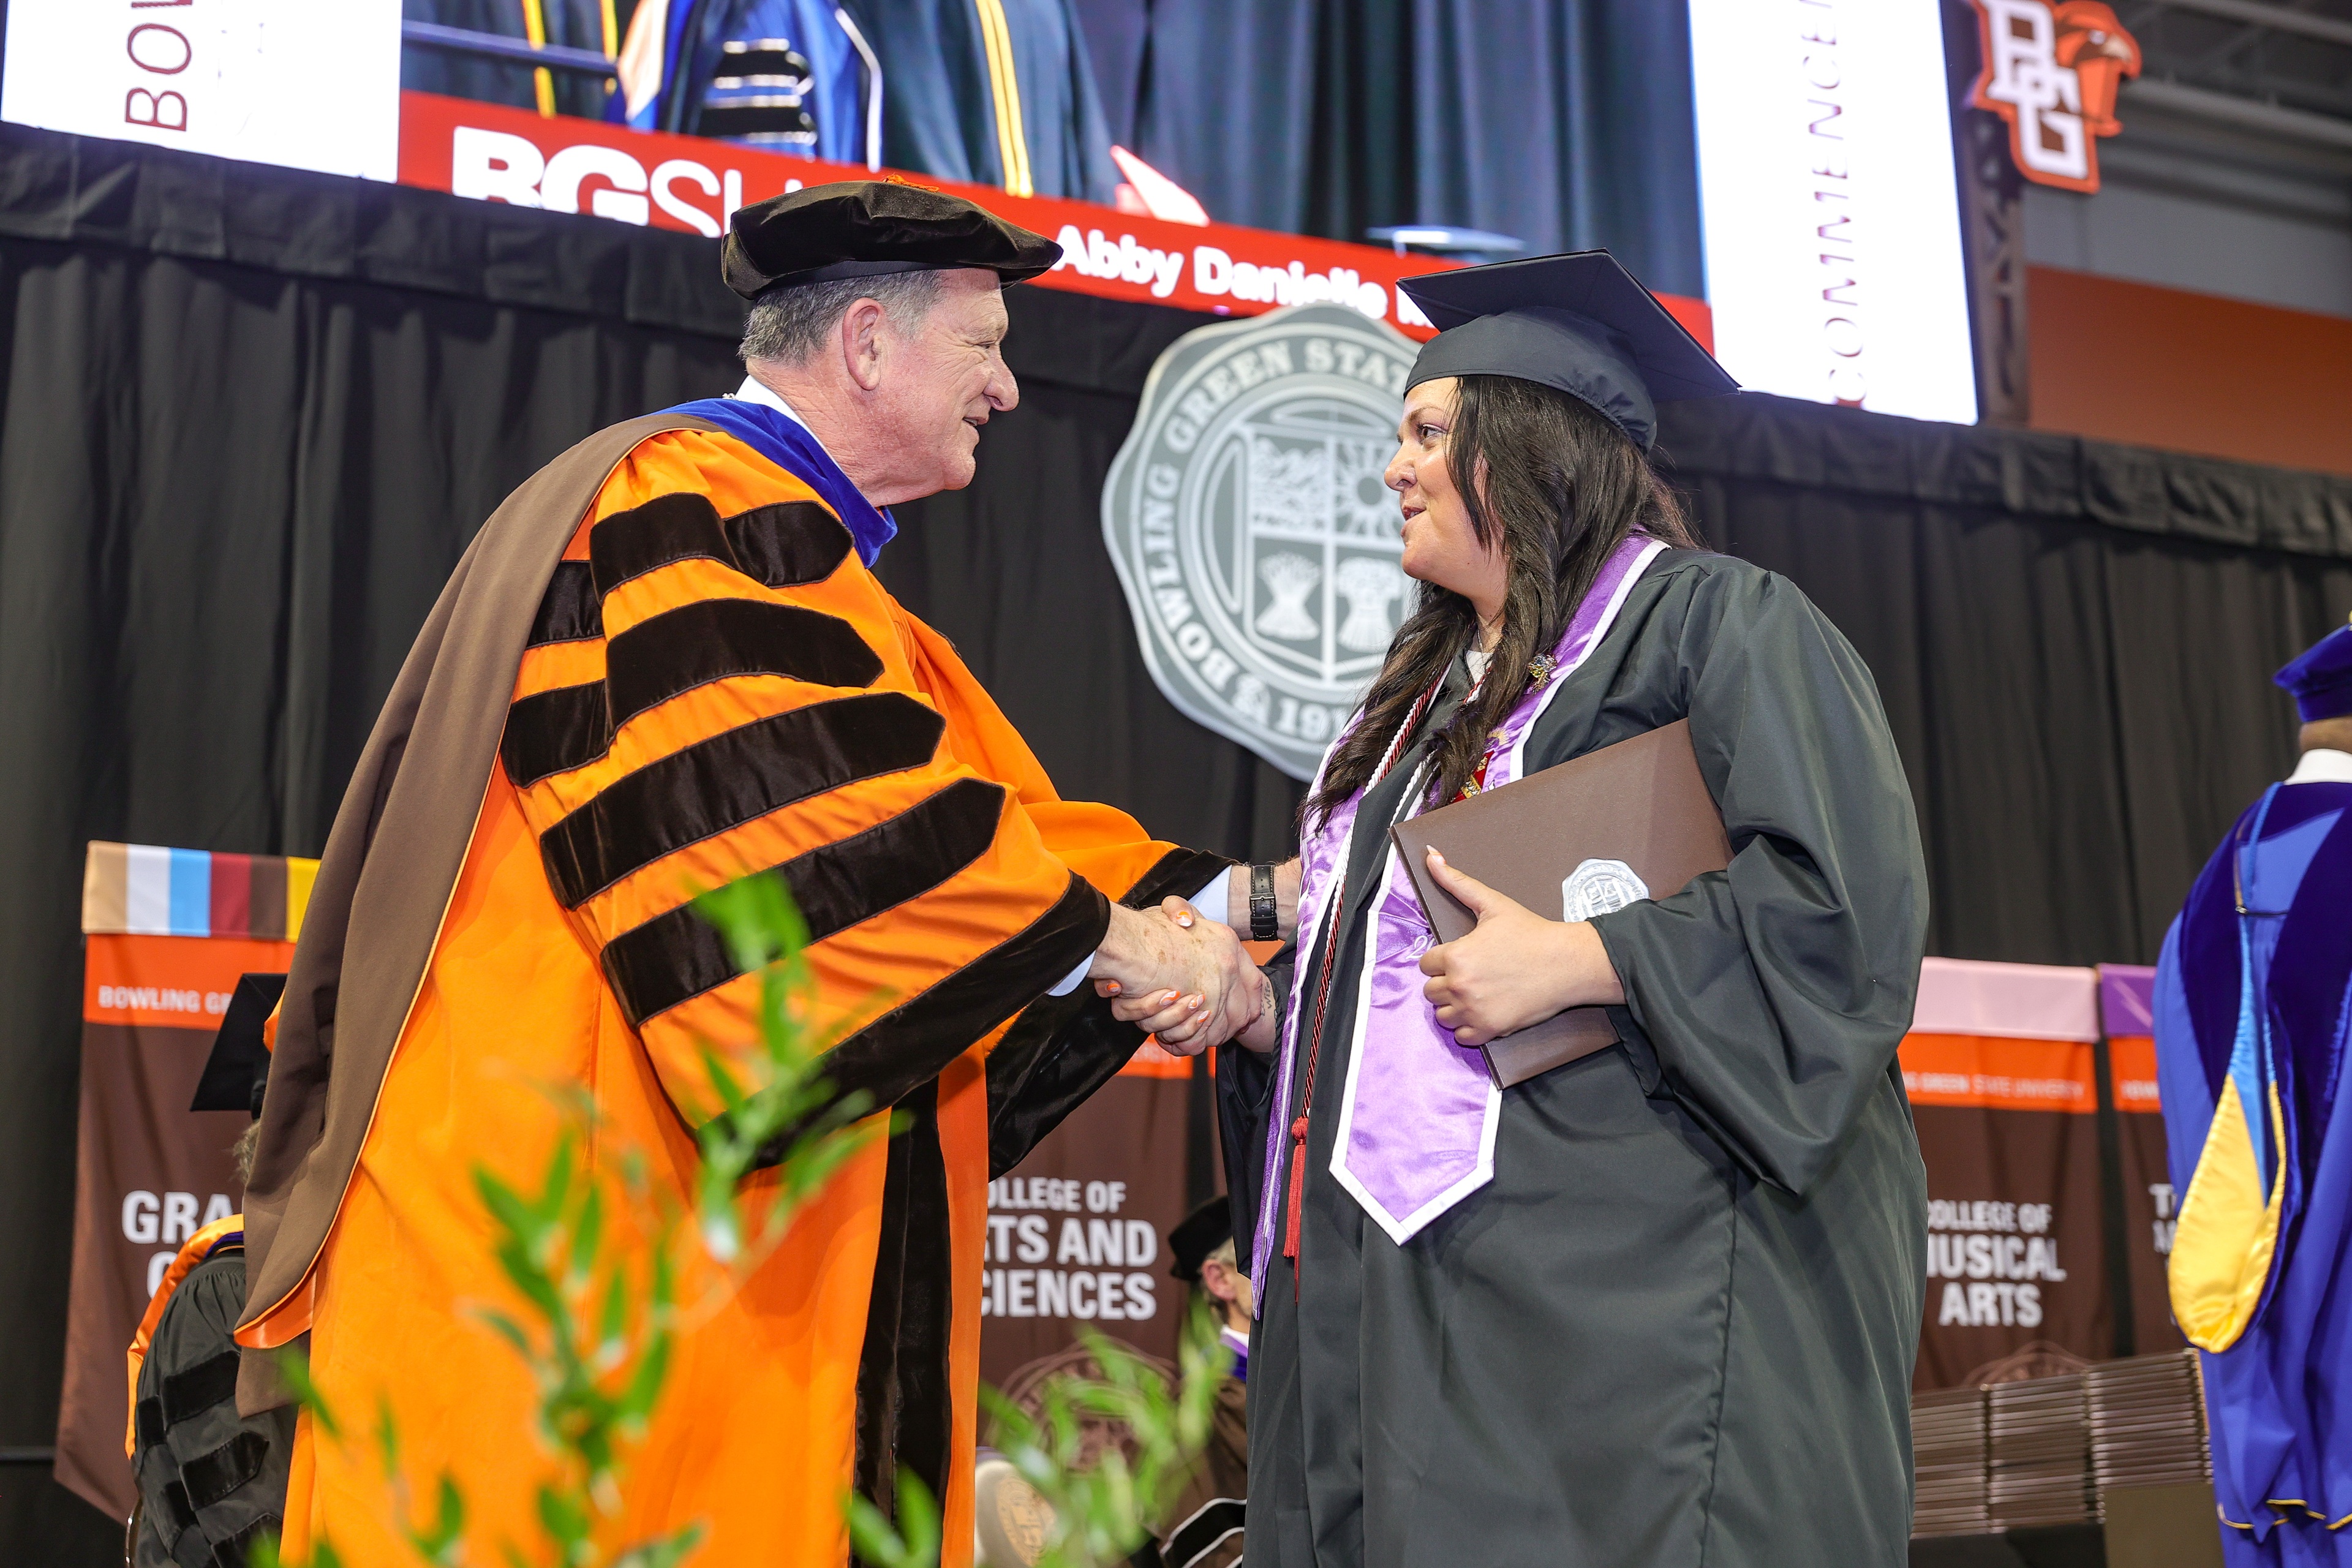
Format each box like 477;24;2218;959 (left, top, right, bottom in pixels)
1087;880;1287;1057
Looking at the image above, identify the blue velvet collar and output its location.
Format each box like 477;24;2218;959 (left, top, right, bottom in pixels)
662;398;899;567
2176;784;2352;1184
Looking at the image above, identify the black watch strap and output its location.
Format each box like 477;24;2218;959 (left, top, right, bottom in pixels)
1248;862;1280;942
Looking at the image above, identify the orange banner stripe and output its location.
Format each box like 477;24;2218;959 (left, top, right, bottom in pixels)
84;933;298;1029
1899;1032;2097;1113
2109;1034;2162;1114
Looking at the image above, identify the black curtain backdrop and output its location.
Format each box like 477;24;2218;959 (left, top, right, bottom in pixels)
1072;0;1706;296
4;126;2350;1556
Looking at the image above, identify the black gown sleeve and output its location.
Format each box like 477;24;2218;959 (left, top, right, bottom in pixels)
1589;564;1927;1196
1217;947;1292;1273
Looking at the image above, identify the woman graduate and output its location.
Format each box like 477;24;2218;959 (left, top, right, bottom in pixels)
1120;254;1930;1567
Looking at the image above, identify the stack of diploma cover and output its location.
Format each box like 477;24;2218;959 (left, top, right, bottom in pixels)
2087;1351;2213;1504
1910;1385;1992;1537
1987;1372;2098;1529
1392;719;1732;1088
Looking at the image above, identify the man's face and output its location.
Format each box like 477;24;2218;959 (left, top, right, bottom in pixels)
863;268;1018;503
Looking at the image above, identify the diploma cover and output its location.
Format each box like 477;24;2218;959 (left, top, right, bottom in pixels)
1391;720;1732;1088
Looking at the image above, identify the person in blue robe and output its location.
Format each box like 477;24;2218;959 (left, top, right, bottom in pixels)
2154;617;2352;1565
613;0;882;166
611;0;1117;201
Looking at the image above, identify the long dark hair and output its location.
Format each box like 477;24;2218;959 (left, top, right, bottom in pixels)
1306;375;1699;829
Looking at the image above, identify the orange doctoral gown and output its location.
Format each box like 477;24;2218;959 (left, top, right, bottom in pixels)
239;421;1219;1564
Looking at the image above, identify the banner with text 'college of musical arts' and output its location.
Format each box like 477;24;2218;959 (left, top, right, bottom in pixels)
53;842;309;1520
1905;957;2184;1389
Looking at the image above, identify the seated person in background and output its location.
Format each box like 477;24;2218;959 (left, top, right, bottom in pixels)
127;977;294;1567
1157;1198;1250;1568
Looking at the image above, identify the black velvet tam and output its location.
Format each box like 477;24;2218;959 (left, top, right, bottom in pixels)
1399;250;1738;451
722;179;1063;299
1169;1196;1234;1283
191;972;287;1118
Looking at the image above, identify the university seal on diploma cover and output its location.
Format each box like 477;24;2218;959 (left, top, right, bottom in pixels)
1101;304;1422;780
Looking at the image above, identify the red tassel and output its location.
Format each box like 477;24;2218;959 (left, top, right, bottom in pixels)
1283;1117;1308;1295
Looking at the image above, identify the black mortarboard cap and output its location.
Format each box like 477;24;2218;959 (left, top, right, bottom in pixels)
1398;251;1738;452
722;180;1063;300
190;973;286;1119
2277;617;2352;723
1168;1197;1234;1283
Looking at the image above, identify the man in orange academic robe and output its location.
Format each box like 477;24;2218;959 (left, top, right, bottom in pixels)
232;183;1265;1565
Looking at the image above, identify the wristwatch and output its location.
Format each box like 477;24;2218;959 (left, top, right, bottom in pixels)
1248;862;1280;942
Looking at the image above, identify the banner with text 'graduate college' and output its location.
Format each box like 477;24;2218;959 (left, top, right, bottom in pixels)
54;843;309;1521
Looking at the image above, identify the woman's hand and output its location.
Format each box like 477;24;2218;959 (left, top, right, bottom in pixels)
1417;850;1626;1047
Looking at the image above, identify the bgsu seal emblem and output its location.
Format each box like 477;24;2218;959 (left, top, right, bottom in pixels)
1102;304;1420;780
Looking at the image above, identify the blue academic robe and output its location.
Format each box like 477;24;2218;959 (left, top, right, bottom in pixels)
2154;772;2352;1564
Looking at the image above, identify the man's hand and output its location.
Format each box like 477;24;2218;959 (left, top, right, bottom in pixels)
1417;850;1625;1047
1089;898;1261;1055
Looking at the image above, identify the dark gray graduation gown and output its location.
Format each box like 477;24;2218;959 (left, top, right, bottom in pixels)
1219;549;1929;1568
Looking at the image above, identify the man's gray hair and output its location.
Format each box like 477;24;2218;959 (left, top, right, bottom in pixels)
737;270;946;365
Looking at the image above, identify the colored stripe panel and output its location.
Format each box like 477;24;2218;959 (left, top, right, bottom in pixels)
81;842;322;936
83;841;128;935
2098;962;2157;1038
247;856;287;942
209;853;252;939
124;844;173;935
168;848;213;937
1912;957;2100;1042
285;857;317;939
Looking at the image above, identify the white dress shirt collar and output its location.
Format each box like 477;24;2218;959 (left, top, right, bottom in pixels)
2286;747;2352;785
733;372;809;428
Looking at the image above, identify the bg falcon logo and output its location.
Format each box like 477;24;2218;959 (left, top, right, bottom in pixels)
1102;306;1419;780
1970;0;2143;194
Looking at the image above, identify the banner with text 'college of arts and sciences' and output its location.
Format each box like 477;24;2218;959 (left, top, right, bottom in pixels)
54;843;309;1521
978;1037;1208;1390
1906;957;2182;1389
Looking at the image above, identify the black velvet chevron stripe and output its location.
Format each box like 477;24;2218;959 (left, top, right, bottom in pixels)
851;1080;954;1527
160;1350;242;1425
527;561;603;646
747;873;1109;1170
538;692;944;909
589;491;851;598
500;600;887;789
598;777;1008;1027
608;597;884;730
502;684;609;788
180;1430;270;1510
